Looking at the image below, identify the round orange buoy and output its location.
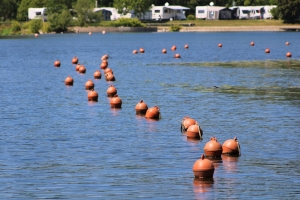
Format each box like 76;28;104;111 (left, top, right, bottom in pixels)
105;72;115;81
102;30;106;34
162;48;167;54
145;106;160;119
89;32;92;35
222;137;241;156
184;44;189;49
100;60;108;69
110;94;122;108
218;43;222;47
204;137;223;157
65;76;74;86
72;56;78;64
286;42;290;45
193;154;215;178
139;48;145;53
94;70;102;79
104;67;113;74
101;54;109;61
54;60;61;67
34;33;39;37
174;53;181;58
171;45;177;51
78;65;86;74
265;48;270;53
87;89;98;101
106;85;117;97
250;41;254;46
135;100;148;115
75;64;81;71
181;116;197;132
286;52;292;57
85;79;94;90
132;50;138;54
186;124;203;140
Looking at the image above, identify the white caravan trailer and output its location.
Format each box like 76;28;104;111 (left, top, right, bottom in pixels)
236;6;251;19
263;5;277;19
249;6;263;19
28;8;47;21
151;5;190;20
93;7;133;20
195;6;225;20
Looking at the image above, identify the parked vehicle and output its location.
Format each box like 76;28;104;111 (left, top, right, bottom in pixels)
151;4;190;20
195;6;226;20
263;5;277;19
236;6;251;19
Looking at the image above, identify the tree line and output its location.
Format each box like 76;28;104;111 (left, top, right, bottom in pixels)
0;0;299;23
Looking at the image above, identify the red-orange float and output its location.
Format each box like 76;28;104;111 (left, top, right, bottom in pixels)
132;50;138;54
171;45;177;51
145;106;160;119
204;137;223;157
106;85;117;97
184;44;189;49
250;41;255;46
139;48;145;53
186;124;203;140
181;116;197;132
218;43;222;47
54;60;61;67
104;67;113;74
222;137;241;156
94;70;102;79
286;52;292;57
101;54;109;60
105;72;115;81
75;64;81;71
100;60;108;69
87;89;98;101
162;48;167;54
286;42;290;45
174;53;181;58
65;76;74;86
110;94;122;108
78;65;86;74
193;154;215;178
72;56;78;64
85;79;94;90
265;48;270;53
135;100;148;115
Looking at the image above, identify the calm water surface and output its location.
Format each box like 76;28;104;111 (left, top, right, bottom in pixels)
0;32;299;199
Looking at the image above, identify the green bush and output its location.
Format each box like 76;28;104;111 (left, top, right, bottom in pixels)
11;20;21;32
1;27;13;36
169;24;181;32
48;9;72;32
187;14;195;20
29;19;43;33
270;7;280;20
111;18;146;27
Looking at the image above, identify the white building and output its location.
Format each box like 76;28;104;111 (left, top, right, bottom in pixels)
151;3;190;20
28;8;47;21
196;6;225;20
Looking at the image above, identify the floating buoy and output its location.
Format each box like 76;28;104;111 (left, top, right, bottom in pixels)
34;33;39;37
171;45;177;51
101;54;109;61
222;137;241;156
110;94;122;108
94;70;102;79
89;32;92;35
102;30;106;34
286;52;292;57
54;60;61;67
105;72;115;81
265;48;270;53
139;48;145;53
184;44;189;49
204;137;223;157
218;43;222;47
181;116;197;132
72;56;78;64
100;60;108;69
106;85;117;97
250;41;255;46
132;50;138;54
78;65;86;74
286;42;290;45
104;67;113;74
145;106;160;119
85;79;94;90
135;100;148;115
186;124;203;140
174;53;181;58
87;89;98;101
193;154;215;178
162;48;167;54
75;64;81;71
65;76;74;86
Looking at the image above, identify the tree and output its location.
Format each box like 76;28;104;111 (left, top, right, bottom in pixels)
48;9;73;32
277;0;300;23
74;0;102;26
113;0;153;19
0;0;21;20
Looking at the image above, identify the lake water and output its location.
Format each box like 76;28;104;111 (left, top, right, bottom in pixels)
0;32;299;199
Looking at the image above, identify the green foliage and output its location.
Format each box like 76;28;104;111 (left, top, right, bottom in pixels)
169;24;181;32
74;0;101;26
113;0;152;19
29;19;42;33
187;14;195;20
1;27;13;36
11;20;21;32
111;18;146;27
48;9;72;32
270;7;280;19
277;0;300;23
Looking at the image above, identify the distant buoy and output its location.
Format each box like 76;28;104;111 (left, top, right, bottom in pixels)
139;48;145;53
110;94;122;108
265;48;270;53
85;79;94;90
106;85;117;97
186;124;203;140
34;33;39;37
72;56;78;64
104;67;113;75
181;116;197;132
286;42;290;45
184;44;189;49
204;137;223;157
75;64;81;71
87;89;98;101
218;43;222;47
89;32;92;35
250;41;254;46
94;70;102;79
174;53;181;58
132;50;138;54
193;154;215;178
101;54;109;61
135;100;148;115
222;137;241;156
78;65;86;74
145;106;160;119
100;60;108;69
286;52;292;57
65;76;74;86
162;48;167;54
102;30;106;34
171;45;177;51
105;72;115;81
54;60;61;67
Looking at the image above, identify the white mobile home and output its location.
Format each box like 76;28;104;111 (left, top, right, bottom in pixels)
196;6;225;20
151;4;190;20
249;6;264;19
236;6;251;19
28;8;47;21
93;7;133;20
263;5;277;19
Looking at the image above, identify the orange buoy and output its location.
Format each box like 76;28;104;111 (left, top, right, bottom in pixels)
204;137;223;157
89;32;92;35
184;44;189;49
65;76;74;86
193;154;215;178
101;54;109;61
110;94;122;108
218;43;222;47
78;65;86;74
100;60;108;69
181;116;197;132
174;53;181;58
250;41;254;46
107;85;117;97
85;79;94;90
94;70;102;79
145;106;161;119
222;137;241;156
286;52;292;57
132;50;138;54
162;48;167;54
75;64;81;71
135;100;148;115
105;72;115;81
265;48;270;53
87;89;98;101
139;48;145;53
186;124;203;140
34;33;39;37
171;45;177;51
104;67;113;74
286;42;290;45
72;56;78;64
54;60;61;67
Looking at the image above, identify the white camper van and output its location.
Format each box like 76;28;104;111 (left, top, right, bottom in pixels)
28;8;47;21
263;5;277;19
151;4;189;20
236;6;251;19
195;6;225;20
249;6;263;19
93;7;133;20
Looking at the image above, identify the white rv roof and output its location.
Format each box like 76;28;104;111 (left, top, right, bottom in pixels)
165;6;190;10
